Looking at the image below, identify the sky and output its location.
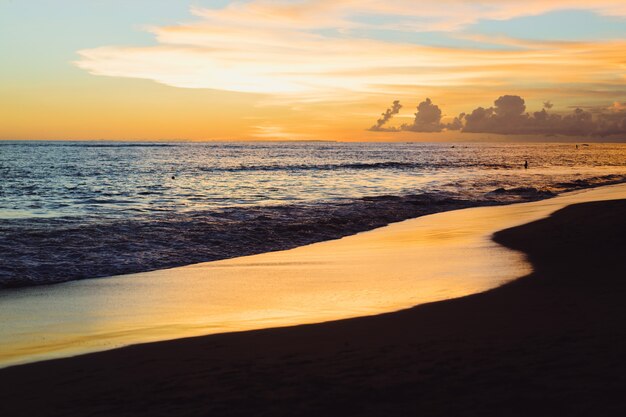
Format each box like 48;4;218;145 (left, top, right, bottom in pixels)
1;0;626;141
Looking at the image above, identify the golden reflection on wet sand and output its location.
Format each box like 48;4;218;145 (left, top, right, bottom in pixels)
2;183;626;368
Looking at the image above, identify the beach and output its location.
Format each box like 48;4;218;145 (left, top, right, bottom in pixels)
2;184;625;368
1;185;626;416
3;141;626;289
5;1;626;415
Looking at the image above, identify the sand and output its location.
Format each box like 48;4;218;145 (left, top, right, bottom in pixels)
1;191;626;415
3;185;626;368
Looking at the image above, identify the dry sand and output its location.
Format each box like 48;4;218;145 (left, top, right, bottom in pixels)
1;197;626;416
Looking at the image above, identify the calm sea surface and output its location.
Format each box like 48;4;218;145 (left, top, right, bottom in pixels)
1;141;625;287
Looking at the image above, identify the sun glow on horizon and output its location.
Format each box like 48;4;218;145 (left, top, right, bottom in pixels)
1;0;626;140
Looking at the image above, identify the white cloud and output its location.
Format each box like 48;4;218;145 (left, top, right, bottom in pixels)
74;1;626;101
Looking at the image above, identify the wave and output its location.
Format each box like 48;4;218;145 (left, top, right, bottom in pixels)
0;142;178;148
199;161;514;172
3;174;625;289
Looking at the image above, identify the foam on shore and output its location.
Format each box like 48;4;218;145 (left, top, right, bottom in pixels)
2;183;626;368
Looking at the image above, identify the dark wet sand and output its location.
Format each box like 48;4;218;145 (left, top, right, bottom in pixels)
1;199;626;416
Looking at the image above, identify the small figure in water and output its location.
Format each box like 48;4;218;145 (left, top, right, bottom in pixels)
172;175;176;180
524;160;528;169
576;144;579;149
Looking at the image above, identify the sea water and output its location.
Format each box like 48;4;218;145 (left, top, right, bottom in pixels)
1;141;625;287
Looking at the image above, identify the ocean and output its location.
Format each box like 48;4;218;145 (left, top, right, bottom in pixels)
1;140;625;287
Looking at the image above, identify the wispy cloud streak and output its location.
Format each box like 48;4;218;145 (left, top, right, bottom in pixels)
74;1;626;105
369;100;402;131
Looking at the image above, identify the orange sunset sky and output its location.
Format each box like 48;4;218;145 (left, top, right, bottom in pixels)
1;0;626;141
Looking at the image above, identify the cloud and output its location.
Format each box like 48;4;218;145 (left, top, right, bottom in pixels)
353;0;626;32
446;114;465;131
259;0;626;33
369;95;626;136
608;101;626;112
369;100;402;131
74;1;626;103
463;95;528;134
593;108;626;136
462;95;626;136
401;98;445;132
250;124;316;140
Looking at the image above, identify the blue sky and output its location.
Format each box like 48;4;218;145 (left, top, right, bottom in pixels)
1;0;625;140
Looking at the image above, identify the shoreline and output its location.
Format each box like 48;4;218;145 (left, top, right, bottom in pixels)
2;183;626;370
3;172;625;289
1;190;625;415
